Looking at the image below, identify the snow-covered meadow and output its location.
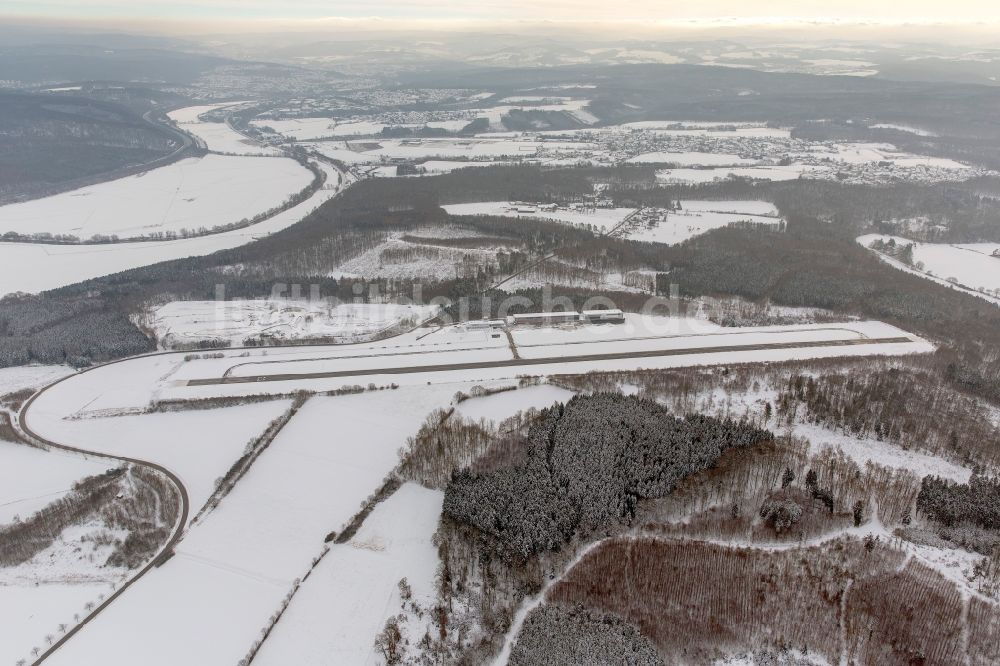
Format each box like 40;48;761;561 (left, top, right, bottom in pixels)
144;301;441;348
40;386;459;666
656;164;821;183
441;199;779;244
0;161;345;296
859;234;1000;304
454;383;576;424
443;201;636;232
255;384;581;665
308;136;597;165
168;104;282;156
0;366;114;664
0;155;312;241
626;200;782;245
253;483;444;666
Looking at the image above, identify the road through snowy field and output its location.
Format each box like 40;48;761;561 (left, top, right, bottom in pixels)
36;387;457;666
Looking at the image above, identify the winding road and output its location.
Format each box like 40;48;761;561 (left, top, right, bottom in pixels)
17;367;190;666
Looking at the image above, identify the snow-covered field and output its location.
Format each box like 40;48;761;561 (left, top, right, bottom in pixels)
443;201;636;231
308;137;595;165
455;384;575;424
253;483;444;666
26;380;295;513
0;155;312;241
0;364;75;396
0;438;121;666
0;161;345;296
327;235;500;281
253;117;367;140
2;578;119;665
253;118;475;141
416;159;497;174
168;104;282;156
369;160;502;177
0;442;111;524
40;387;458;666
0;367;115;665
859;234;1000;304
441;199;780;243
656;164;820;183
255;383;580;664
626;200;782;245
145;301;440;348
0;364;84;525
806;142;968;170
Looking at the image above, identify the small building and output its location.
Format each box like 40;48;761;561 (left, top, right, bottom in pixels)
580;308;625;324
510;311;580;326
465;319;506;331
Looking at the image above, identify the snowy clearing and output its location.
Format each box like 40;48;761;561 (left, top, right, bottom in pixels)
143;301;441;348
1;580;116;665
308;137;595;164
455;384;576;424
82;317;931;403
0;442;111;524
656;164;820;183
330;235;501;281
0;154;312;241
797;423;972;484
626;200;782;245
0;364;75;396
369;160;501;177
806;142;968;170
859;234;1000;304
442;201;636;231
253;483;444;666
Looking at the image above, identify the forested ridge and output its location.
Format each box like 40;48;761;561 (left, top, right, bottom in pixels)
0;92;188;204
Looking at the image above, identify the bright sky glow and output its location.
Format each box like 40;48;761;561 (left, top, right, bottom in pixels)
1;0;999;25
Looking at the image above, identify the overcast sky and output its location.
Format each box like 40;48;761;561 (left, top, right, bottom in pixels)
2;0;999;25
